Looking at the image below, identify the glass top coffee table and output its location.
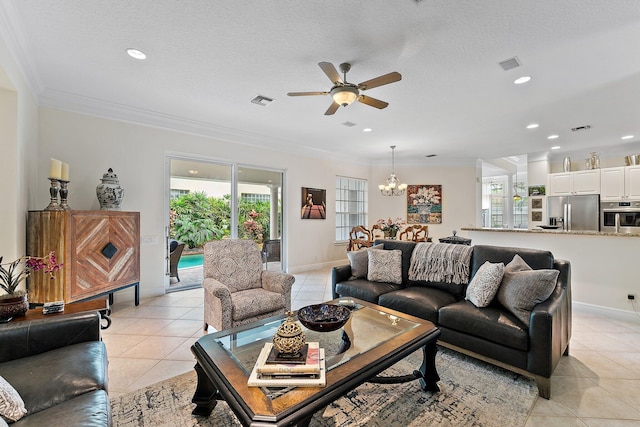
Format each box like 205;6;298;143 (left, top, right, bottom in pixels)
191;298;440;426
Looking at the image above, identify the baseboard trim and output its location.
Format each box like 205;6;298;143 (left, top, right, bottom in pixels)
573;301;640;323
288;260;345;274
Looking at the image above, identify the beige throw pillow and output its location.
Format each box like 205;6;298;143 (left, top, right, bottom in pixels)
465;261;504;307
346;244;383;279
367;249;402;285
0;375;27;422
496;255;559;326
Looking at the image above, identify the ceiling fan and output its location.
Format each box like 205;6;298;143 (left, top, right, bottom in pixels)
287;62;402;115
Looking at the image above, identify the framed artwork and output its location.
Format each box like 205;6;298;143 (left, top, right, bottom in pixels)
531;211;543;222
531;198;543;209
528;185;546;196
406;185;442;224
301;187;326;219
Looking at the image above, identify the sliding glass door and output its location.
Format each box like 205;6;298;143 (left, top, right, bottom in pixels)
166;157;284;291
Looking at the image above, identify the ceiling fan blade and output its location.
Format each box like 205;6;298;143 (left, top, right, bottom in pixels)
357;72;402;90
318;62;343;84
358;95;389;109
287;91;328;96
324;102;340;115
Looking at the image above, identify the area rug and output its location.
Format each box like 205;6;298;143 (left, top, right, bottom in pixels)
111;347;537;427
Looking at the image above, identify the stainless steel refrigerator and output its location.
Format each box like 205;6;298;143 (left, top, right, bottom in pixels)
547;194;600;231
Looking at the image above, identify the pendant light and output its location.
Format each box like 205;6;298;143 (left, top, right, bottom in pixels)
379;145;407;196
513;163;521;201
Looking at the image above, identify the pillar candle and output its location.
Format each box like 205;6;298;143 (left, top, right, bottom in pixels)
61;163;69;181
49;158;62;179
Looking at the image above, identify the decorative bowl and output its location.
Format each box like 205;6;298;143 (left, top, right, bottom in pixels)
297;304;351;332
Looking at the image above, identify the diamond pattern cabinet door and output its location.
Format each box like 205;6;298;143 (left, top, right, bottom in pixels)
27;210;140;304
69;211;140;301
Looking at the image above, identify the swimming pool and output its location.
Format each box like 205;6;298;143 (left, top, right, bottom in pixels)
178;253;203;269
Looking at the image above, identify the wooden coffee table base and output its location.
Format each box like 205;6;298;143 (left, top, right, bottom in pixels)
368;341;440;392
191;339;440;421
190;299;440;426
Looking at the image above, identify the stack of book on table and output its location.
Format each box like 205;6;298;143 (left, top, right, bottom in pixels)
248;342;326;387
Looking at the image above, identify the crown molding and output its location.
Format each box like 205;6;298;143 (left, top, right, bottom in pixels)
0;0;43;98
38;87;362;164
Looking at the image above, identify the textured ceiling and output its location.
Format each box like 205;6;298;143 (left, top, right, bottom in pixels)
2;0;640;167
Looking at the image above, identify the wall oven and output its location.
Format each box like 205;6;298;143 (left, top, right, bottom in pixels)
601;200;640;233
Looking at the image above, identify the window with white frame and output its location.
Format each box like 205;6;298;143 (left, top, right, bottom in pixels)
335;176;368;241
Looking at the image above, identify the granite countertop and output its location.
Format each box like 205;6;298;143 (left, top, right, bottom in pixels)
460;227;640;238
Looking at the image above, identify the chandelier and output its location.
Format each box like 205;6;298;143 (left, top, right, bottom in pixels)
379;145;407;196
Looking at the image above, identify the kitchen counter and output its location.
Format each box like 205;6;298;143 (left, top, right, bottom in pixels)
461;227;640;237
458;227;640;314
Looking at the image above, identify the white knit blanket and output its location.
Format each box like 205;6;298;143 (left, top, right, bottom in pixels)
408;242;473;284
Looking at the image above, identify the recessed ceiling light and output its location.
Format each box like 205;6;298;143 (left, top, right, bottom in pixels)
547;134;559;140
126;48;147;60
526;123;539;129
363;128;372;132
622;135;634;140
514;76;531;85
188;170;198;175
551;146;561;150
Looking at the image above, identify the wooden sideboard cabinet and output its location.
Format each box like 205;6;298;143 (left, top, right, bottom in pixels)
27;210;140;305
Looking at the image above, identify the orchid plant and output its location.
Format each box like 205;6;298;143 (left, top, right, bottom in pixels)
376;217;407;234
0;252;62;298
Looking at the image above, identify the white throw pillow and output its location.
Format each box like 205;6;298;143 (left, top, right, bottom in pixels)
367;249;403;285
465;261;504;307
0;375;27;422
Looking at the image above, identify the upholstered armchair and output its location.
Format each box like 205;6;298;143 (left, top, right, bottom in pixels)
203;239;295;331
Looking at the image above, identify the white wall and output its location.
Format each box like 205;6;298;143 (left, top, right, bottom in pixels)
36;108;374;300
0;35;38;262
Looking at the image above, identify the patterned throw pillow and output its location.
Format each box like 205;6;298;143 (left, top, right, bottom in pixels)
465;261;504;307
347;244;383;279
367;249;402;285
0;375;27;422
496;255;559;326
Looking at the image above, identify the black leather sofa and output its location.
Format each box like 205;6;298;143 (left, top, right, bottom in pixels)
332;240;571;399
0;311;111;426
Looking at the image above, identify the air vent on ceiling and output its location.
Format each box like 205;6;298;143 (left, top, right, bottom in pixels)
250;95;274;106
425;154;437;158
342;121;357;127
571;125;591;132
498;57;521;71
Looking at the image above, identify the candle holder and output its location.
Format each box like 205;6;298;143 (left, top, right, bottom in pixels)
59;180;71;210
44;178;63;211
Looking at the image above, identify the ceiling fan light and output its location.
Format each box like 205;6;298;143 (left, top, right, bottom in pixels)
330;86;359;106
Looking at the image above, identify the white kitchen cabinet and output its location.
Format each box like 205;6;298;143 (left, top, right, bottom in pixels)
599;165;640;200
548;169;601;196
625;166;640;199
600;167;625;200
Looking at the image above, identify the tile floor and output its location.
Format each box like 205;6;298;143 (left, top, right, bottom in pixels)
103;266;640;426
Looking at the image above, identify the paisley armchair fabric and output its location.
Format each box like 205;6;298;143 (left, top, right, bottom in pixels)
203;239;294;331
